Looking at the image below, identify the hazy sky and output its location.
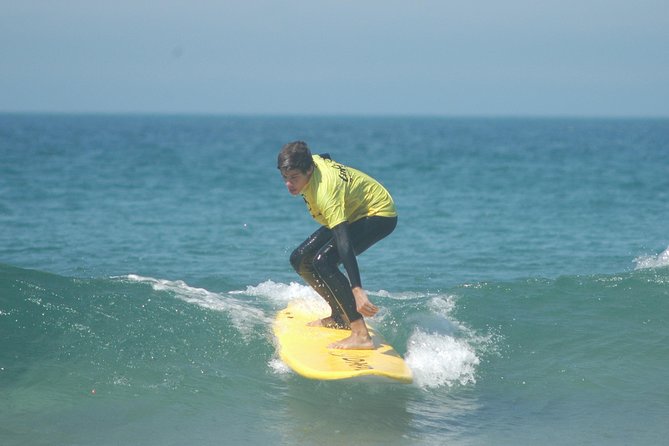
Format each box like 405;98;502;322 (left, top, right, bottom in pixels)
2;0;668;116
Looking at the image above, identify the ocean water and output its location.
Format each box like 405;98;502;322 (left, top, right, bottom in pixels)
1;114;668;445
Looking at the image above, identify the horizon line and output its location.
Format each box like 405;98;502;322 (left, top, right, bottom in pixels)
2;110;668;120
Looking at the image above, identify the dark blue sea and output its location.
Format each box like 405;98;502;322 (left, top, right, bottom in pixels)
1;114;668;445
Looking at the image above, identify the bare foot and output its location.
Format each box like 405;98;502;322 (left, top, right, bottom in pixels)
328;319;375;350
328;333;374;350
307;317;349;329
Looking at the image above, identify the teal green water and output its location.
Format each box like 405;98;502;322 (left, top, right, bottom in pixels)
1;115;668;445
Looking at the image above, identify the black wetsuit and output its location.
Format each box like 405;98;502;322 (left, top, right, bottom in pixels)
290;215;397;326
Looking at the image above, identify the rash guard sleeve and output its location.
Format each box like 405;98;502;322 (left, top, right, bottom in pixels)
331;221;362;288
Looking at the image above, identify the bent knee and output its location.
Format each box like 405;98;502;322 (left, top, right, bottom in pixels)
291;248;318;276
312;251;337;276
289;248;303;272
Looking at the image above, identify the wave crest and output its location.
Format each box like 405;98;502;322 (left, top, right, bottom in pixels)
634;246;669;270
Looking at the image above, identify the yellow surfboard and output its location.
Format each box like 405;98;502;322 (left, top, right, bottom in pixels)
273;301;413;383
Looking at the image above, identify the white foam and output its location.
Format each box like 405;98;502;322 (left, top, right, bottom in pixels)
232;279;317;303
406;329;480;389
267;358;292;376
634;246;669;270
404;294;490;389
372;289;424;300
234;279;331;313
122;275;269;336
427;295;457;317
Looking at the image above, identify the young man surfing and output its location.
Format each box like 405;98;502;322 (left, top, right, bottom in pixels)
277;141;397;350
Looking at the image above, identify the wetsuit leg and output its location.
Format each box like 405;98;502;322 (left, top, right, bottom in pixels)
312;242;359;323
290;226;348;326
311;216;397;324
348;215;398;256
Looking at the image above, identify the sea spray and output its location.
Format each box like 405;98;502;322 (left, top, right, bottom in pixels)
634;245;669;270
406;329;480;388
404;295;491;389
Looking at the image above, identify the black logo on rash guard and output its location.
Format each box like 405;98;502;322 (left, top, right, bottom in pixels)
325;159;350;183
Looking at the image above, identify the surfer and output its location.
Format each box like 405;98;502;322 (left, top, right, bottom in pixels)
277;141;397;350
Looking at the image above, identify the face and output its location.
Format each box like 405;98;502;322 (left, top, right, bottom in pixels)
281;168;312;195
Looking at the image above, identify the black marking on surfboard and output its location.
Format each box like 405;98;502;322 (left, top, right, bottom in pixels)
329;352;373;370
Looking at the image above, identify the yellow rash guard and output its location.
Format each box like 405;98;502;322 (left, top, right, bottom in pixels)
300;155;397;229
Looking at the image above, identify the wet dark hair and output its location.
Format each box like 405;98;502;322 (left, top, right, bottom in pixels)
277;141;314;173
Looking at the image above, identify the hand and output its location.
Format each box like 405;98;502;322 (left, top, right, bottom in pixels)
352;287;378;318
